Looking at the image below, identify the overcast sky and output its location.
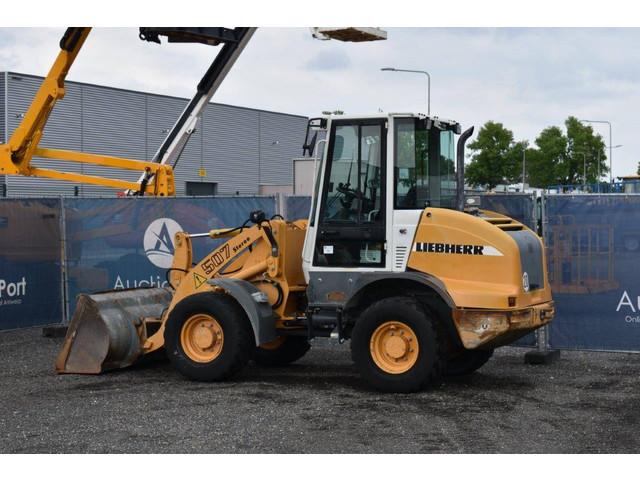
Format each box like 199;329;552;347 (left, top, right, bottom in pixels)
0;27;638;178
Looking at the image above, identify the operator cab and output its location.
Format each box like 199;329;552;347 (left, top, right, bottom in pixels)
301;113;463;278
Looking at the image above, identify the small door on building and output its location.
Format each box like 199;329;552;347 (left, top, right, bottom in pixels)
186;181;218;196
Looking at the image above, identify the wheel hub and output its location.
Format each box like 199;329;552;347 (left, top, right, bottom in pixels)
194;325;215;349
370;321;419;374
181;313;224;363
385;334;409;359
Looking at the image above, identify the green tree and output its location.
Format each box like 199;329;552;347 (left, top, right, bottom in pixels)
528;126;567;187
565;116;607;184
465;121;520;189
528;117;607;187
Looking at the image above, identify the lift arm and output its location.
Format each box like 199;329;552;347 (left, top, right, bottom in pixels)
0;27;175;196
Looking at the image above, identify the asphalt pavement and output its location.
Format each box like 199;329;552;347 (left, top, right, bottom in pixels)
0;327;638;453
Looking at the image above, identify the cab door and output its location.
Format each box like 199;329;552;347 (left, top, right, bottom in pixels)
313;119;386;268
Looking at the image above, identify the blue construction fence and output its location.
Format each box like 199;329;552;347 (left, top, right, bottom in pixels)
0;198;63;329
544;194;640;351
0;196;276;329
2;193;640;354
63;196;276;321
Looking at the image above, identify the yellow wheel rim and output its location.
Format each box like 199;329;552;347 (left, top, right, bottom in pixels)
180;313;224;363
259;336;286;351
370;321;419;374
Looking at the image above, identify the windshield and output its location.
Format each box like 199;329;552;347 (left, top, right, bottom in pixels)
394;118;456;209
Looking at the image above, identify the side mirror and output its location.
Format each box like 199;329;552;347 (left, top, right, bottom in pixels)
303;132;317;157
302;117;327;157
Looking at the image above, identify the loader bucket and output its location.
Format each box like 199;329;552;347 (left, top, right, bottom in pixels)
55;288;172;374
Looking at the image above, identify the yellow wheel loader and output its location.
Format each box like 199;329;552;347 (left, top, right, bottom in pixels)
1;27;553;391
57;114;555;392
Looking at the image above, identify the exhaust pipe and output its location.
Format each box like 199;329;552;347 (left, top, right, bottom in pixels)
456;126;475;212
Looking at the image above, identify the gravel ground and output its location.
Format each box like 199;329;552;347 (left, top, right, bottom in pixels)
0;327;639;454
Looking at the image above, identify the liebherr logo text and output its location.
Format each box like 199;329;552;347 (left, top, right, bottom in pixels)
413;242;503;256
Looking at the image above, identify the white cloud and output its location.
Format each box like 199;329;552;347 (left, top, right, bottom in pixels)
0;27;638;177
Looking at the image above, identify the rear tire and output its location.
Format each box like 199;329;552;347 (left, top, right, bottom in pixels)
254;336;310;367
445;349;494;376
350;297;443;393
164;292;254;382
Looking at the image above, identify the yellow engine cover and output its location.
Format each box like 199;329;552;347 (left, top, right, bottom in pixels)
407;208;552;311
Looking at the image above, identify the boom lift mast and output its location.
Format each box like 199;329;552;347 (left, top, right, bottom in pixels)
134;27;256;191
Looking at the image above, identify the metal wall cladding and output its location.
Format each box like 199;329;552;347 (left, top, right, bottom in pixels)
545;194;640;351
2;72;307;197
259;110;308;187
202;103;260;195
0;198;63;330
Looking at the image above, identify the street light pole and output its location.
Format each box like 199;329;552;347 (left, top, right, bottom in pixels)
581;119;613;183
381;67;431;116
597;150;601;192
575;151;588;187
522;147;526;192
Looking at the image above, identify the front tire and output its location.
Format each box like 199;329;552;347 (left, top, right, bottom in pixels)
350;297;443;393
164;292;254;382
254;336;310;367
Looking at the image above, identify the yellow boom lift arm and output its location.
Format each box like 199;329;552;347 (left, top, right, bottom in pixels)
0;26;267;196
0;27;380;197
0;27;175;196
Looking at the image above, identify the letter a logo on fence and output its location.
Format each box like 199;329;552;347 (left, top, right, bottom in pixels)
143;218;183;268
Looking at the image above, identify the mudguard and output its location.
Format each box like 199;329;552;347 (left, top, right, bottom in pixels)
207;278;278;345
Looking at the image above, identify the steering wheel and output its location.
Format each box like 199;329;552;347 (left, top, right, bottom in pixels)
336;182;362;209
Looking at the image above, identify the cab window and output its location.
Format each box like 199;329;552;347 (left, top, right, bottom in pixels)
394;118;456;209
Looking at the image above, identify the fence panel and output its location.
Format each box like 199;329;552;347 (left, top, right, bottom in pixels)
545;194;640;351
63;196;276;320
285;195;312;220
0;198;63;329
475;193;537;230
